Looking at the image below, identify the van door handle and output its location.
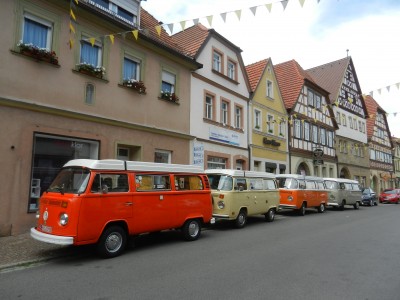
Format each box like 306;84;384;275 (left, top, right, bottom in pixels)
125;202;133;206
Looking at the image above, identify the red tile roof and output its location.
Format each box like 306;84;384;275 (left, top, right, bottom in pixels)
363;95;386;138
306;57;350;104
245;59;269;92
274;60;317;110
172;23;210;57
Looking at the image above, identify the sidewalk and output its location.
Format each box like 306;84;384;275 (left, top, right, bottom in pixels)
0;231;76;272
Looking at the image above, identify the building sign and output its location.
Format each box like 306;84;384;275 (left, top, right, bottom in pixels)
193;143;204;166
338;65;365;118
209;127;240;146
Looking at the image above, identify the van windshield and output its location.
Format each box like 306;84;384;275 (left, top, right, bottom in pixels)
325;181;339;190
47;167;91;194
207;174;233;191
278;178;298;189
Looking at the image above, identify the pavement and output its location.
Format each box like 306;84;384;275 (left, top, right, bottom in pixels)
0;231;77;272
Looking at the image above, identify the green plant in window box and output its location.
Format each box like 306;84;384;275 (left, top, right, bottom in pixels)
123;79;146;94
255;125;260;129
17;41;58;65
160;91;179;103
76;62;105;78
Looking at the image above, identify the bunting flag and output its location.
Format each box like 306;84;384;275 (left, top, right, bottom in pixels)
220;12;227;22
109;34;114;44
249;6;258;16
299;0;306;7
69;0;78;49
132;30;138;40
235;10;242;21
265;3;272;12
155;25;162;36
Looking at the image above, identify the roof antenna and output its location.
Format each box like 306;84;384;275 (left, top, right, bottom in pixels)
346;49;349;57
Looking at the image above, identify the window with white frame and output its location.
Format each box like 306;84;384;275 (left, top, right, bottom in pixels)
339;140;343;152
221;101;229;125
353;118;357;130
154;149;171;163
279;119;285;137
328;131;333;147
205;94;214;120
254;110;261;129
266;80;273;98
312;125;318;143
342;114;347;126
213;50;222;72
304;121;310;141
320;128;326;145
161;70;176;94
267;115;274;133
207;156;227;169
123;55;141;81
349;116;353;129
80;39;102;67
358;120;362;132
294;119;301;138
235;106;242;129
22;13;53;50
336;111;341;125
315;95;321;109
343;141;348;153
227;60;236;80
308;89;314;106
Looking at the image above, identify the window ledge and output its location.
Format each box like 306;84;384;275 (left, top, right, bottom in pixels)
118;84;147;95
158;97;180;105
11;50;60;68
72;69;108;82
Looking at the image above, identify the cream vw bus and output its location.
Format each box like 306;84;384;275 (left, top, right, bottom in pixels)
205;170;279;228
323;178;361;210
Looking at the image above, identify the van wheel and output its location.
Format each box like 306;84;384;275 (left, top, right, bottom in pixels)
235;209;247;228
353;202;360;210
298;203;306;216
97;226;127;258
182;219;201;241
317;203;325;213
265;208;275;222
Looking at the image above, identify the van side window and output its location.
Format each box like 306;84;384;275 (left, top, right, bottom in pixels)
339;183;346;190
306;181;316;189
91;174;129;193
344;183;352;190
351;183;361;191
298;180;306;189
235;178;247;191
317;182;325;189
136;175;170;191
175;175;204;190
248;178;264;190
263;179;276;190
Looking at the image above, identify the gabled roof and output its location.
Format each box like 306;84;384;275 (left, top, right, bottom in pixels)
363;95;391;139
171;23;210;57
274;59;318;110
245;58;269;92
306;57;350;104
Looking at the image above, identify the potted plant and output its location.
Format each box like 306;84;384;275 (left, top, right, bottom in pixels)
17;41;58;65
122;79;146;94
255;125;260;130
160;91;179;103
76;62;105;78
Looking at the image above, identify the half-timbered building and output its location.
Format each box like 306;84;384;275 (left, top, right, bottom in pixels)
364;95;394;192
307;57;369;187
274;60;338;176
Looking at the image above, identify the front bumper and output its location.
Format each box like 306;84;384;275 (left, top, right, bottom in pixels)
30;227;74;245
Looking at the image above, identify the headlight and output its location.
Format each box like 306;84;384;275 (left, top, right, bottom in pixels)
217;201;225;209
59;213;69;226
287;196;293;201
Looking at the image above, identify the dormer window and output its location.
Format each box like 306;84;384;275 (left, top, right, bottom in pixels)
90;0;138;26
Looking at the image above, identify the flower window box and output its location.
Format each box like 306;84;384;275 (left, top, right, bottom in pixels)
76;63;105;79
17;41;59;65
123;79;146;94
160;91;179;103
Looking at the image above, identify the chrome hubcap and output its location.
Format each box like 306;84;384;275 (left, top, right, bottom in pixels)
188;222;199;237
105;232;122;253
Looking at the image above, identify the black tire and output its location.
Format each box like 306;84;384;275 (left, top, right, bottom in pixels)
235;209;247;228
265;208;276;222
317;203;325;213
298;202;306;216
182;219;201;241
97;225;127;258
353;202;360;210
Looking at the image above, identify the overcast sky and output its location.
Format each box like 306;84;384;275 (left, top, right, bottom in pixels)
142;0;400;137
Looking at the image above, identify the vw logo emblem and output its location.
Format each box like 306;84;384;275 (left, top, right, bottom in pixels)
43;210;49;221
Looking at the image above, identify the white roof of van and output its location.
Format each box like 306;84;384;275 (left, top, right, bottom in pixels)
323;178;359;184
205;169;275;179
63;159;205;173
276;174;324;181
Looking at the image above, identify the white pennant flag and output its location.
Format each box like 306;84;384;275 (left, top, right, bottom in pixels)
235;9;242;21
299;0;305;7
265;3;272;12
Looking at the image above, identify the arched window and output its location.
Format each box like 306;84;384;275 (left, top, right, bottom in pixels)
85;83;95;105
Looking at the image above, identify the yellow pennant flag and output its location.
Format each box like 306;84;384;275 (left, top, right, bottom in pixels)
206;15;213;27
265;3;272;12
132;30;138;40
180;20;186;31
69;22;75;34
74;0;78;4
155;25;162;36
109;35;114;44
299;0;306;7
69;38;74;49
235;10;242;21
70;9;76;21
89;37;95;47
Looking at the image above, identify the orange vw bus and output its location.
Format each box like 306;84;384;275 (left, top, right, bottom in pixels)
276;174;328;216
31;159;214;258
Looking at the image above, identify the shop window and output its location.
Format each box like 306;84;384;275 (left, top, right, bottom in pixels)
207;156;227;169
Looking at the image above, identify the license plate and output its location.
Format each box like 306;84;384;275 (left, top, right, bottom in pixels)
41;225;52;233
